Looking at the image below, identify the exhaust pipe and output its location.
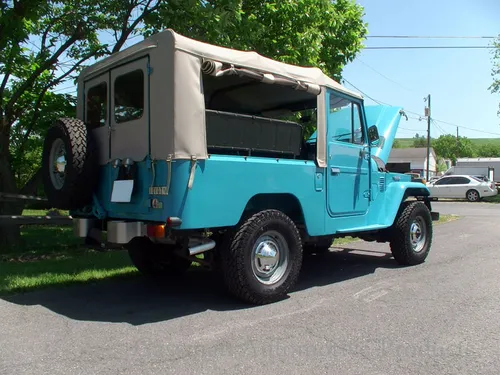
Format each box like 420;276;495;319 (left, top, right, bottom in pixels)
188;239;216;256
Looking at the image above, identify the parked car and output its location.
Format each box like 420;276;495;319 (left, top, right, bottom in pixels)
426;175;498;202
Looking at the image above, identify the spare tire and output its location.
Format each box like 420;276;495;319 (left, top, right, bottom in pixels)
42;118;99;210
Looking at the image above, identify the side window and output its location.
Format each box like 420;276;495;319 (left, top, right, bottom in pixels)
455;177;471;184
114;69;144;123
435;177;451;185
328;94;365;145
86;82;107;129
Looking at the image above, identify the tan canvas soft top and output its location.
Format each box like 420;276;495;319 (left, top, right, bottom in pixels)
77;29;362;168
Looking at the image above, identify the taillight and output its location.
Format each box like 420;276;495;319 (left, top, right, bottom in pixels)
147;224;165;238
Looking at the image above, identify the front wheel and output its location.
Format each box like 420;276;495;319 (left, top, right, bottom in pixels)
389;201;433;266
220;209;303;305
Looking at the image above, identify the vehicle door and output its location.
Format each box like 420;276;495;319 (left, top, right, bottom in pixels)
429;177;453;197
326;90;370;217
448;176;471;198
84;74;109;165
110;57;150;161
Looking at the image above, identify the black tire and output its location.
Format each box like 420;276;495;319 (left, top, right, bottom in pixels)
466;189;480;202
42;117;98;210
389;201;433;266
220;209;303;305
303;235;334;255
125;237;192;278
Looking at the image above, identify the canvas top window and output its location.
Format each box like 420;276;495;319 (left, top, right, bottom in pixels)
86;82;107;129
114;69;144;123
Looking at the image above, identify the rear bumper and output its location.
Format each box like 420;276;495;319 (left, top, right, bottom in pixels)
73;218;146;244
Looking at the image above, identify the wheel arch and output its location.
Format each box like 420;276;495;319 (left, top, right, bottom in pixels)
241;193;306;227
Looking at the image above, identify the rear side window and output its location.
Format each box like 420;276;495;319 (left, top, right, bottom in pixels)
454;177;471;184
86;82;107;129
114;69;144;123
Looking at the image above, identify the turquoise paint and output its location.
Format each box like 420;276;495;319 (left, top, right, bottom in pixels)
364;105;404;163
79;89;432;239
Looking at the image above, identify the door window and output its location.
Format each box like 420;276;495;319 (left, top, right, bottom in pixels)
328;95;364;145
86;82;107;129
452;177;471;184
114;69;144;123
434;177;453;185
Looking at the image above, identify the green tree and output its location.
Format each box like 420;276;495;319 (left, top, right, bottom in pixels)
413;133;427;148
476;143;500;157
0;0;368;249
489;35;500;117
432;134;475;164
0;0;167;248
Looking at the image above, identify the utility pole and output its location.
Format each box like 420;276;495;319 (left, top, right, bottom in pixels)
456;126;459;165
425;94;431;181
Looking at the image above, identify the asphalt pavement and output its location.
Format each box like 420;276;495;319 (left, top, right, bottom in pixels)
1;201;499;375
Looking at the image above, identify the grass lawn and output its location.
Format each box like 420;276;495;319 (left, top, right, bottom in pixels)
0;209;138;296
483;195;500;203
0;251;137;295
396;137;500;148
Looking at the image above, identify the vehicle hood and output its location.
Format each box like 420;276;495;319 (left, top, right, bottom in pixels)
365;105;404;164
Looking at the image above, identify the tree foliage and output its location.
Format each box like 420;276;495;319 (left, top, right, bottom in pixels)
489;34;500;117
413;133;427;148
432;134;475;164
0;0;368;248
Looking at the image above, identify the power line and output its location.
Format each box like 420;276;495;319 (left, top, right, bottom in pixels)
356;58;417;93
366;35;497;39
432;118;500;136
342;79;500;137
341;78;392;106
365;46;494;50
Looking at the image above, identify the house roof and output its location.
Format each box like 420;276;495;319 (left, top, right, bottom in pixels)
388;147;436;161
457;157;500;162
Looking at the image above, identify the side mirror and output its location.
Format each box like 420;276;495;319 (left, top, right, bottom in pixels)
367;125;379;146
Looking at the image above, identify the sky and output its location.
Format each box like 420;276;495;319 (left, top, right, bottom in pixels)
46;0;499;140
342;0;500;139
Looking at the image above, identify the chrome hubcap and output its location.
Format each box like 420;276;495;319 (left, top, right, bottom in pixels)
49;138;67;190
410;217;426;253
251;231;289;285
468;191;478;201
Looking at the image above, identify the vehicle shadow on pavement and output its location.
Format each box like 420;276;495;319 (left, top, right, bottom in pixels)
2;246;399;325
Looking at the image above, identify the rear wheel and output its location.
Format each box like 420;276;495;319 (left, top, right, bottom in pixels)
125;237;192;278
220;209;303;305
466;189;480;202
389;201;433;266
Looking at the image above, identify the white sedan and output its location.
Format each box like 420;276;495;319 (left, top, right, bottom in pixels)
426;175;498;202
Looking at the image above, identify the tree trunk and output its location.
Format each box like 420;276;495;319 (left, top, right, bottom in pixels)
0;130;22;252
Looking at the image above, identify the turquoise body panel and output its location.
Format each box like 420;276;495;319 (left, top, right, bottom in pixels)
81;88;431;238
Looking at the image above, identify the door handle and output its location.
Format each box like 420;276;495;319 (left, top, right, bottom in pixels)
331;167;341;175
